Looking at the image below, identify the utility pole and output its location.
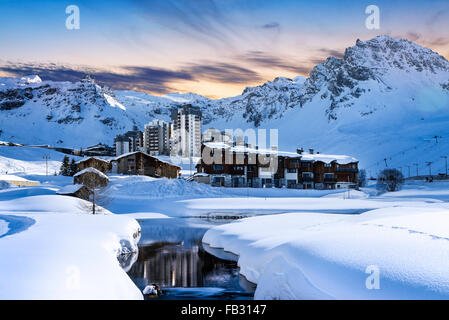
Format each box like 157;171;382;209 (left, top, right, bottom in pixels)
441;156;448;176
406;165;411;178
384;158;388;168
426;162;433;177
398;167;403;176
43;155;50;176
413;163;419;177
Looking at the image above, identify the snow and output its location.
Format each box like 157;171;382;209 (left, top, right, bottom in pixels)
0;75;42;88
0;174;33;182
3;148;449;300
0;146;77;175
0;180;15;190
113;151;181;169
75;156;110;164
103;93;126;110
0;37;447;175
0;194;143;299
73;167;109;180
203;206;449;299
57;184;84;195
0;219;8;237
203;142;358;164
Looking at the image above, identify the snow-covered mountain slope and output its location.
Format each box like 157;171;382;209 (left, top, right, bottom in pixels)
0;146;80;175
1;36;449;173
0;75;154;148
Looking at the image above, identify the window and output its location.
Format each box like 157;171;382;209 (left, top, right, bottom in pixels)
234;166;244;171
213;164;223;171
324;163;332;168
247;166;254;172
287;180;297;187
290;159;299;164
302;172;313;178
301;162;310;167
287;168;297;173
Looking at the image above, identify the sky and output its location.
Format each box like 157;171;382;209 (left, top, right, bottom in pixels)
0;0;448;99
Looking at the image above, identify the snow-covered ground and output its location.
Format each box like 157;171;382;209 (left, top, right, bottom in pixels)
2;147;449;300
202;182;449;299
0;177;143;299
0;146;76;175
0;218;8;237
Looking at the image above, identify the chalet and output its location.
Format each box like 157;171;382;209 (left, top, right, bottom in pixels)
73;167;109;187
76;157;111;174
112;151;181;179
196;143;358;189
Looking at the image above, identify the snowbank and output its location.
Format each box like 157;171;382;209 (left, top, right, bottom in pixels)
57;184;84;195
106;175;224;199
203;207;449;299
0;219;8;237
0;195;142;299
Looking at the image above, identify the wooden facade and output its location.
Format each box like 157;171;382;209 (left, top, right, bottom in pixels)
113;151;180;179
73;169;109;188
196;144;358;189
76;157;111;174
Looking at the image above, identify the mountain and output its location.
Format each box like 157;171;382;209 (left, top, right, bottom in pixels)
1;36;449;174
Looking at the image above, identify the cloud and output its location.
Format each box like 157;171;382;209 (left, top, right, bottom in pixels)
424;37;449;47
238;51;311;74
315;48;344;59
425;9;448;27
128;0;240;47
394;32;449;48
0;63;194;94
306;48;345;66
0;61;262;93
185;62;262;83
405;32;421;42
262;22;280;29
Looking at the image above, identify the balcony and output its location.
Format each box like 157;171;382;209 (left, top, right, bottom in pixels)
336;167;358;173
324;178;337;183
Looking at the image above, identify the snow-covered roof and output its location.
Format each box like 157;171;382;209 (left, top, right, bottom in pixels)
193;173;209;177
76;156;110;164
74;167;109;180
57;184;85;195
113;151;182;169
0;174;33;182
203;142;358;164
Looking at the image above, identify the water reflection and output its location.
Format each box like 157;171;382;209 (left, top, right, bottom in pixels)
127;218;255;300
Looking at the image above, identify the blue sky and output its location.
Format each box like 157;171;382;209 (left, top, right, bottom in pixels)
0;0;448;97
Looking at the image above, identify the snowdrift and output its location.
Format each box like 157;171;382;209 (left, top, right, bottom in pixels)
203;207;449;299
0;195;142;299
106;175;224;199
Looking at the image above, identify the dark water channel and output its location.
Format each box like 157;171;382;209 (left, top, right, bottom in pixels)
127;217;256;300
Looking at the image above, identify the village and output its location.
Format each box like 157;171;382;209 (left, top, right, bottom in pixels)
20;103;358;202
